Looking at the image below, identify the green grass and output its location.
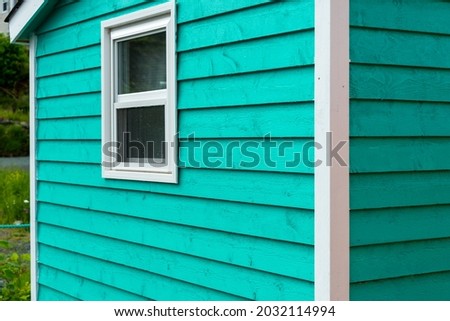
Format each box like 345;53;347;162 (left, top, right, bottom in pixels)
0;169;30;224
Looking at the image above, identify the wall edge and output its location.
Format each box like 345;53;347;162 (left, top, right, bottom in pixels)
29;34;38;301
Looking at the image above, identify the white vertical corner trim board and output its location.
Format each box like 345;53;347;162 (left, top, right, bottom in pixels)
29;34;38;301
8;0;45;42
314;0;350;300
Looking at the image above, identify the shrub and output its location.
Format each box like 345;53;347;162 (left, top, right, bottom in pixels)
0;109;28;122
0;249;31;301
0;169;30;224
0;124;29;157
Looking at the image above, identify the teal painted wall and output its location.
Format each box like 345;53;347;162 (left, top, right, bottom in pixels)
34;0;315;300
350;0;450;300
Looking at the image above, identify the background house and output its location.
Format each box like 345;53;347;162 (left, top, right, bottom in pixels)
1;1;20;34
8;0;450;301
0;0;11;34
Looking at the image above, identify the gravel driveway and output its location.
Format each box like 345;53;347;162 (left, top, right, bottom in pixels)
0;157;29;170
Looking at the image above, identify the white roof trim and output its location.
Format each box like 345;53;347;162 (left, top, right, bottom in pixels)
8;0;45;42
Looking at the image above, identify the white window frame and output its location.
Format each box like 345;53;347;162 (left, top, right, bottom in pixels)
101;2;177;184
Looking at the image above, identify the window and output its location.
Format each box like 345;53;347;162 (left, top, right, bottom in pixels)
2;0;8;13
101;3;177;183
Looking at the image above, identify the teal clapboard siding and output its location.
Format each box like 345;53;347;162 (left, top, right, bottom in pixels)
34;0;315;300
349;0;450;300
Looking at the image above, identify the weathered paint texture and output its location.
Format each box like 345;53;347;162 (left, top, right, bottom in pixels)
349;0;450;300
35;0;315;300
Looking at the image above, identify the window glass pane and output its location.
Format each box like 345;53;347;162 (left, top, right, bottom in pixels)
117;106;165;163
117;31;166;94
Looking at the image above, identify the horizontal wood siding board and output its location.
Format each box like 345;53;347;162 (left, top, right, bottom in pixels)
37;31;314;80
180;103;314;139
36;2;162;57
36;139;315;174
36;1;163;34
350;0;450;35
37;117;99;140
351;205;450;247
36;20;100;57
38;203;314;281
36;141;100;164
351;27;450;69
37;102;314;138
39;264;148;301
350;171;450;210
177;0;273;24
37;182;314;245
177;1;314;51
37;68;100;99
350;64;450;102
178;30;314;80
350;100;450;137
178;67;314;109
35;1;312;58
37;162;314;209
37;45;100;78
350;138;450;173
38;224;314;300
350;271;450;301
38;285;80;301
37;0;160;35
178;138;315;174
350;238;450;282
37;102;314;139
37;93;101;119
37;67;313;105
39;244;244;300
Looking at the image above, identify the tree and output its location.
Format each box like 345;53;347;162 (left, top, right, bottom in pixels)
0;34;29;112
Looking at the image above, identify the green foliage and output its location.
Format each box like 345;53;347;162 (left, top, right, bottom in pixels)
0;34;29;157
0;169;30;224
0;92;29;114
0;124;29;157
0;249;31;301
0;109;28;123
0;34;29;110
